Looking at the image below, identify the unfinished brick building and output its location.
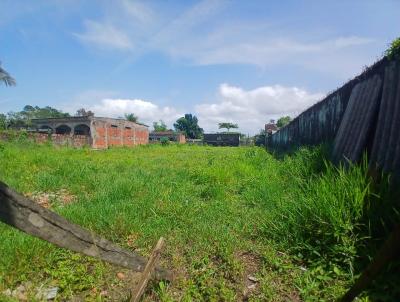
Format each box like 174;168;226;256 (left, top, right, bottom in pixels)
32;116;149;149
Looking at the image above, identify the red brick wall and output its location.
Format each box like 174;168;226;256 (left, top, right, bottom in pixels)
107;126;122;146
92;121;149;149
50;134;90;147
0;132;49;143
92;126;107;149
135;128;149;145
32;133;49;144
29;133;90;147
177;133;186;144
123;127;134;146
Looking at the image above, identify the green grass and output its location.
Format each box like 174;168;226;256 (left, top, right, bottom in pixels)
0;140;391;301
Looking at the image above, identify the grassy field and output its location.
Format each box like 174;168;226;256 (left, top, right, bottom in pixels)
0;140;391;301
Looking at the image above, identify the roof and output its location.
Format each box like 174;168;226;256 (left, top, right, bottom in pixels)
31;116;149;127
31;116;90;121
150;131;175;135
265;123;278;131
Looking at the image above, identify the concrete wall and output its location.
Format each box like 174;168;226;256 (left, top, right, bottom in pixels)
267;56;400;176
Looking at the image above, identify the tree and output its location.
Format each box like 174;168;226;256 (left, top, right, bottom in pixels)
76;108;94;117
277;116;292;128
153;120;167;132
125;113;138;123
385;37;400;60
6;105;70;129
218;122;238;132
0;114;7;129
0;63;16;86
174;114;203;139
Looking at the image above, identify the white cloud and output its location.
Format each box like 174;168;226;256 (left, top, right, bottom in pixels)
120;0;155;24
85;98;183;128
195;83;324;134
62;90;183;128
60;89;118;114
74;20;134;51
72;0;375;77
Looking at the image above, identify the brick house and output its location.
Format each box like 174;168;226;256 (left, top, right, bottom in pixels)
265;122;278;135
31;116;149;149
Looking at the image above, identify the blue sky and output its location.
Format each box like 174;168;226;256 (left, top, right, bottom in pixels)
1;0;399;133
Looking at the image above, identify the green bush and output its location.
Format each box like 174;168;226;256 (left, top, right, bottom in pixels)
160;137;170;145
385;37;400;60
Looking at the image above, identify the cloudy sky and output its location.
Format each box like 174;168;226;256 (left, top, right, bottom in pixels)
1;0;399;134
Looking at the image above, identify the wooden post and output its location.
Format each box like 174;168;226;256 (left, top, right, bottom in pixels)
0;181;172;281
131;237;166;302
339;224;400;302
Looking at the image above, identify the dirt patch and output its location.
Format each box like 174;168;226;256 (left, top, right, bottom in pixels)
70;268;142;302
1;266;147;301
236;251;262;301
126;232;140;249
25;189;76;208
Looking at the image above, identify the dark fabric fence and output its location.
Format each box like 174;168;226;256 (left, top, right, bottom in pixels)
267;57;400;176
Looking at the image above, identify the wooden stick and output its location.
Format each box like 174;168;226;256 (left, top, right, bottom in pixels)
339;224;400;302
131;237;166;302
0;181;172;281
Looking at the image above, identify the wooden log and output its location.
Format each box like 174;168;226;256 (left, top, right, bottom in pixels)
339;224;400;302
131;237;166;302
0;181;172;281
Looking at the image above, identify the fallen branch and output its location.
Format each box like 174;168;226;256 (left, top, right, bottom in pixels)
131;237;165;302
0;181;172;281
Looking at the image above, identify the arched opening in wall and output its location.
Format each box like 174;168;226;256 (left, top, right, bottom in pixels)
55;125;71;135
39;125;53;133
74;124;90;136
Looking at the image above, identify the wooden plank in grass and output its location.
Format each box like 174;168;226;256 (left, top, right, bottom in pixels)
0;181;172;281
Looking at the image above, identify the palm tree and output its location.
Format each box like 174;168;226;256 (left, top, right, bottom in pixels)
0;63;16;86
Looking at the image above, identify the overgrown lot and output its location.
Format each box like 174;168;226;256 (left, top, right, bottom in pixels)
0;141;395;301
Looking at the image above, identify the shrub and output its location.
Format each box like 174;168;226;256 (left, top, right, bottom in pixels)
385;37;400;60
160;137;170;146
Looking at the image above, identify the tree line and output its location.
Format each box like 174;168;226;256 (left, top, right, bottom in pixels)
0;106;95;130
0;103;292;141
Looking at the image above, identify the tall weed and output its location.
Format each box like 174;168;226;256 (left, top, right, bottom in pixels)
262;148;371;275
